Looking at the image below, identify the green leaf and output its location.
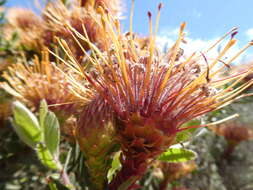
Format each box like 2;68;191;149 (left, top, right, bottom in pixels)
44;111;60;157
50;178;70;190
36;143;62;170
107;151;122;182
158;148;197;163
180;119;201;129
175;130;191;143
48;181;58;190
39;99;48;130
11;120;37;148
12;101;42;148
0;0;6;6
63;148;72;172
47;175;71;190
176;119;201;143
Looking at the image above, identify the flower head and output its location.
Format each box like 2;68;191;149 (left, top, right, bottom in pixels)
3;1;113;59
158;161;196;181
43;1;111;60
211;121;253;144
61;4;253;189
1;52;91;118
70;11;253;150
4;8;45;51
154;161;196;190
6;8;40;30
79;0;123;16
210;119;253;158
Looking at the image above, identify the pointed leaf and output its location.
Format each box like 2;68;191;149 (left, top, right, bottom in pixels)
39;99;48;130
63;148;72;172
36;143;62;170
44;111;60;157
12;101;42;148
158;148;197;163
48;181;58;190
11;120;37;148
107;151;122;182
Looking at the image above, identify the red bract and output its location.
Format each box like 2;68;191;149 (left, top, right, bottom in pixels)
77;96;118;190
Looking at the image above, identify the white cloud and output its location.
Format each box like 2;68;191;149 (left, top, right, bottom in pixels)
245;28;253;40
158;27;182;39
156;28;249;65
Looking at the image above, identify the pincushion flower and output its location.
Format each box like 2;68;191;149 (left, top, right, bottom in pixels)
4;8;45;51
209;120;253;157
155;161;196;190
0;52;91;120
43;0;112;60
59;3;253;189
3;1;116;60
79;0;123;17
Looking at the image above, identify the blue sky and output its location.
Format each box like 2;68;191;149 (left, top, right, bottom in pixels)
123;0;253;41
6;0;253;61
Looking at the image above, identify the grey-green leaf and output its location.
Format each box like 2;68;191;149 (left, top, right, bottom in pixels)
39;99;48;130
12;101;42;148
158;148;197;163
44;111;60;157
36;143;62;170
11;120;37;148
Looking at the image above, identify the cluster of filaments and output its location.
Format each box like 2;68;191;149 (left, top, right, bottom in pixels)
1;52;90;116
66;9;253;134
4;0;123;59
